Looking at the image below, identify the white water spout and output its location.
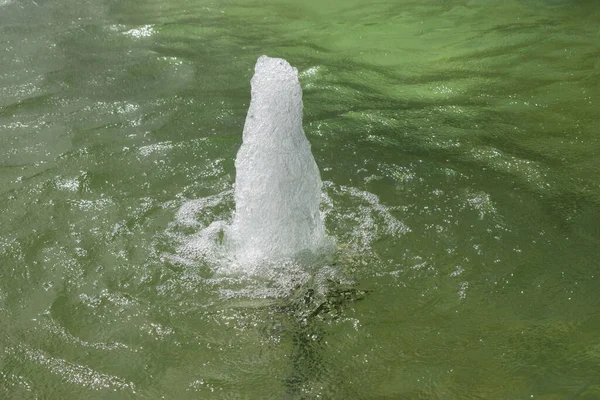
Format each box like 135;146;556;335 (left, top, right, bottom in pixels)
226;55;328;265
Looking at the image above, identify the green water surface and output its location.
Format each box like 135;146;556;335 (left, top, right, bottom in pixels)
1;0;600;398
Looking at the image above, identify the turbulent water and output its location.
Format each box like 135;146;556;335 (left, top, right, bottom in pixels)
226;55;328;266
1;0;599;398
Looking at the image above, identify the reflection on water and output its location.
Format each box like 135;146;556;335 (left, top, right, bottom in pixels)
1;0;599;398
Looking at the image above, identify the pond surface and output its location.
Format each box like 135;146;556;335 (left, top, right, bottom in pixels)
1;0;599;398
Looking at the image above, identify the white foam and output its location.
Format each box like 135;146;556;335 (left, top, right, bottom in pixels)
334;185;410;252
138;141;173;157
225;56;330;266
164;57;418;295
55;177;79;192
124;25;155;39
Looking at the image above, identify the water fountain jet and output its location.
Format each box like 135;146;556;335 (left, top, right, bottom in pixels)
225;55;329;267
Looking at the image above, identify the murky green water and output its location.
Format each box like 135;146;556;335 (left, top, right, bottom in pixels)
1;0;600;398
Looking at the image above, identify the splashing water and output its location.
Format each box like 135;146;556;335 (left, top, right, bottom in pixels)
172;56;332;276
225;55;329;266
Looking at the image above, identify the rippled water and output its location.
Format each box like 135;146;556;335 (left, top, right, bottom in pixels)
1;0;599;398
